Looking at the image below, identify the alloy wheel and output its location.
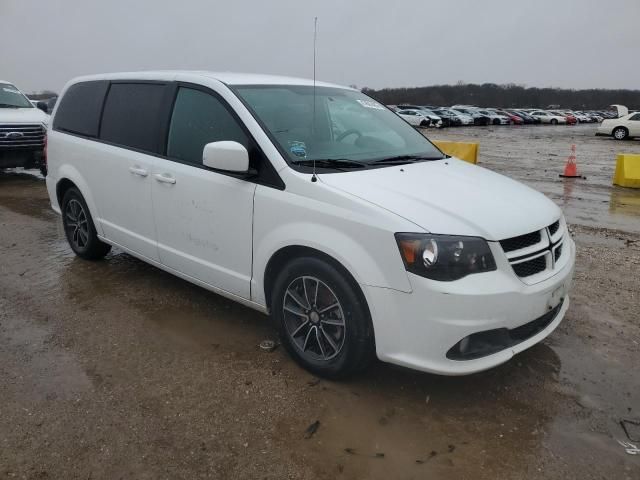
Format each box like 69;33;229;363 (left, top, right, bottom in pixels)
282;276;346;361
65;199;89;249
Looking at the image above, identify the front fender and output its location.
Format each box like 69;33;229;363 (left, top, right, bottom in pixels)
251;186;411;304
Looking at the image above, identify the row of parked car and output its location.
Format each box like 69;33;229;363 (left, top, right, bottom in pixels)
390;104;617;128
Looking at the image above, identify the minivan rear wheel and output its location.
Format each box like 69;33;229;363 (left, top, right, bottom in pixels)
61;187;111;260
271;257;374;378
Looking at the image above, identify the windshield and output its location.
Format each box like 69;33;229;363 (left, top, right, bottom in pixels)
233;85;444;165
0;83;33;108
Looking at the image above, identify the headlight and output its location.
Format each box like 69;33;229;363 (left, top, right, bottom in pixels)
395;233;496;281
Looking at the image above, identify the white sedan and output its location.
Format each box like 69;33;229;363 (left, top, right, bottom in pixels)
397;109;439;128
529;110;567;125
596;112;640;140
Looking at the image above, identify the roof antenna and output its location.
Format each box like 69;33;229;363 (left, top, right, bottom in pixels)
311;16;318;183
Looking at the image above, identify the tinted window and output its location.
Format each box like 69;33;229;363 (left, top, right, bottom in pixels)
167;87;249;164
53;81;108;137
100;83;166;153
629;113;640;121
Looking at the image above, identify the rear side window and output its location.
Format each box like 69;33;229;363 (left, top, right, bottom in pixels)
167;87;249;164
99;83;167;153
53;81;108;137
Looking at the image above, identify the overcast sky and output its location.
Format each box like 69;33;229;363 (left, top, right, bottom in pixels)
1;0;638;93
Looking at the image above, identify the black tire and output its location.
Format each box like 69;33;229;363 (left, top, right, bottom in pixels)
613;127;628;140
492;118;500;125
420;120;430;127
550;118;558;125
61;187;111;260
271;256;375;379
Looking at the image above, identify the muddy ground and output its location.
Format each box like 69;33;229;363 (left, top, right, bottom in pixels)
1;124;639;479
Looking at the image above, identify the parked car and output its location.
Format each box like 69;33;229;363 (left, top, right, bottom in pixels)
46;71;575;378
439;108;474;126
570;111;592;123
396;109;443;128
433;108;462;126
0;80;48;174
596;112;640;140
451;108;490;126
477;109;510;125
506;110;536;124
549;111;577;125
529;110;567;125
495;110;524;125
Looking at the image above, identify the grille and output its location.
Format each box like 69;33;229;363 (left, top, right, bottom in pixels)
500;219;567;282
500;230;541;253
554;244;562;262
0;124;45;149
512;255;547;277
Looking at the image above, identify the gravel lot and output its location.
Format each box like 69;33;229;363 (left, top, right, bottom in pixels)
1;124;639;479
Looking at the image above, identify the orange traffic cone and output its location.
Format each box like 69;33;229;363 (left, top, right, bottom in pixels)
559;144;582;178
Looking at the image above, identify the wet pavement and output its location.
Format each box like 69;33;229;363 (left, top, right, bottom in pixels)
1;125;640;479
432;123;640;233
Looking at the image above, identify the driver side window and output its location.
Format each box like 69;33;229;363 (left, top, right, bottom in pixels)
167;87;249;165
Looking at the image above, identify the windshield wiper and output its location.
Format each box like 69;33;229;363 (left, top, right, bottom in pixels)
291;158;367;169
371;154;445;165
0;103;21;108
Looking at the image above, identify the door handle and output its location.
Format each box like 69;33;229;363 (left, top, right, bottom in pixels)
153;173;176;184
129;166;148;177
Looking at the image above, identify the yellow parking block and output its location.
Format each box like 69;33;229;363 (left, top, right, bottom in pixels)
432;140;479;164
613;154;640;188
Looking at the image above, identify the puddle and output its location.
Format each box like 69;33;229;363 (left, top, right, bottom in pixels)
1;153;639;479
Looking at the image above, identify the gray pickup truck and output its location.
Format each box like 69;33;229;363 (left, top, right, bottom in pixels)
0;80;49;175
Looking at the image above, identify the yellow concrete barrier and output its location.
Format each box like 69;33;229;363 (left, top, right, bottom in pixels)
432;140;479;164
613;154;640;188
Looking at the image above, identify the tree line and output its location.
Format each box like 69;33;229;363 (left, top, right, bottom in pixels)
361;83;640;110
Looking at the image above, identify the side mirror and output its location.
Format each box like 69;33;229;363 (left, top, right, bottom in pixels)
202;141;249;173
36;101;49;114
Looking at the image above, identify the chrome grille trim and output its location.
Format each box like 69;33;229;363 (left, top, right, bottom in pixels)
0;123;45;148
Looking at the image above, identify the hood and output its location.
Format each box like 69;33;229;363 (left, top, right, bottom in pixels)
0;107;48;125
319;158;561;241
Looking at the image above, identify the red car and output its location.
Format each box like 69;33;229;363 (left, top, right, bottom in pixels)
496;110;524;125
551;111;577;125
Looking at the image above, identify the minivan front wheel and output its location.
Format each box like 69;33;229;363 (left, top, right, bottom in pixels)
61;187;111;260
271;257;374;378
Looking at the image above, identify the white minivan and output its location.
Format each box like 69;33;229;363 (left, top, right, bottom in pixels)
46;71;575;378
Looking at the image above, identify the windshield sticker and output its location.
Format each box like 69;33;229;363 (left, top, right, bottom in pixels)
2;88;21;94
357;99;385;110
288;141;307;158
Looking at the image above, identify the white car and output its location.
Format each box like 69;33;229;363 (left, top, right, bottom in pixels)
477;109;511;125
596;112;640;140
0;80;48;173
529;110;567;125
45;71;575;378
396;109;442;128
440;108;474;126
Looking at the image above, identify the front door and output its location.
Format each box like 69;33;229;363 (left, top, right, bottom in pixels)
151;86;256;299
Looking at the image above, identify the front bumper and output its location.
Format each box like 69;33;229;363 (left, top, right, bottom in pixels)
364;237;575;375
0;148;43;169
